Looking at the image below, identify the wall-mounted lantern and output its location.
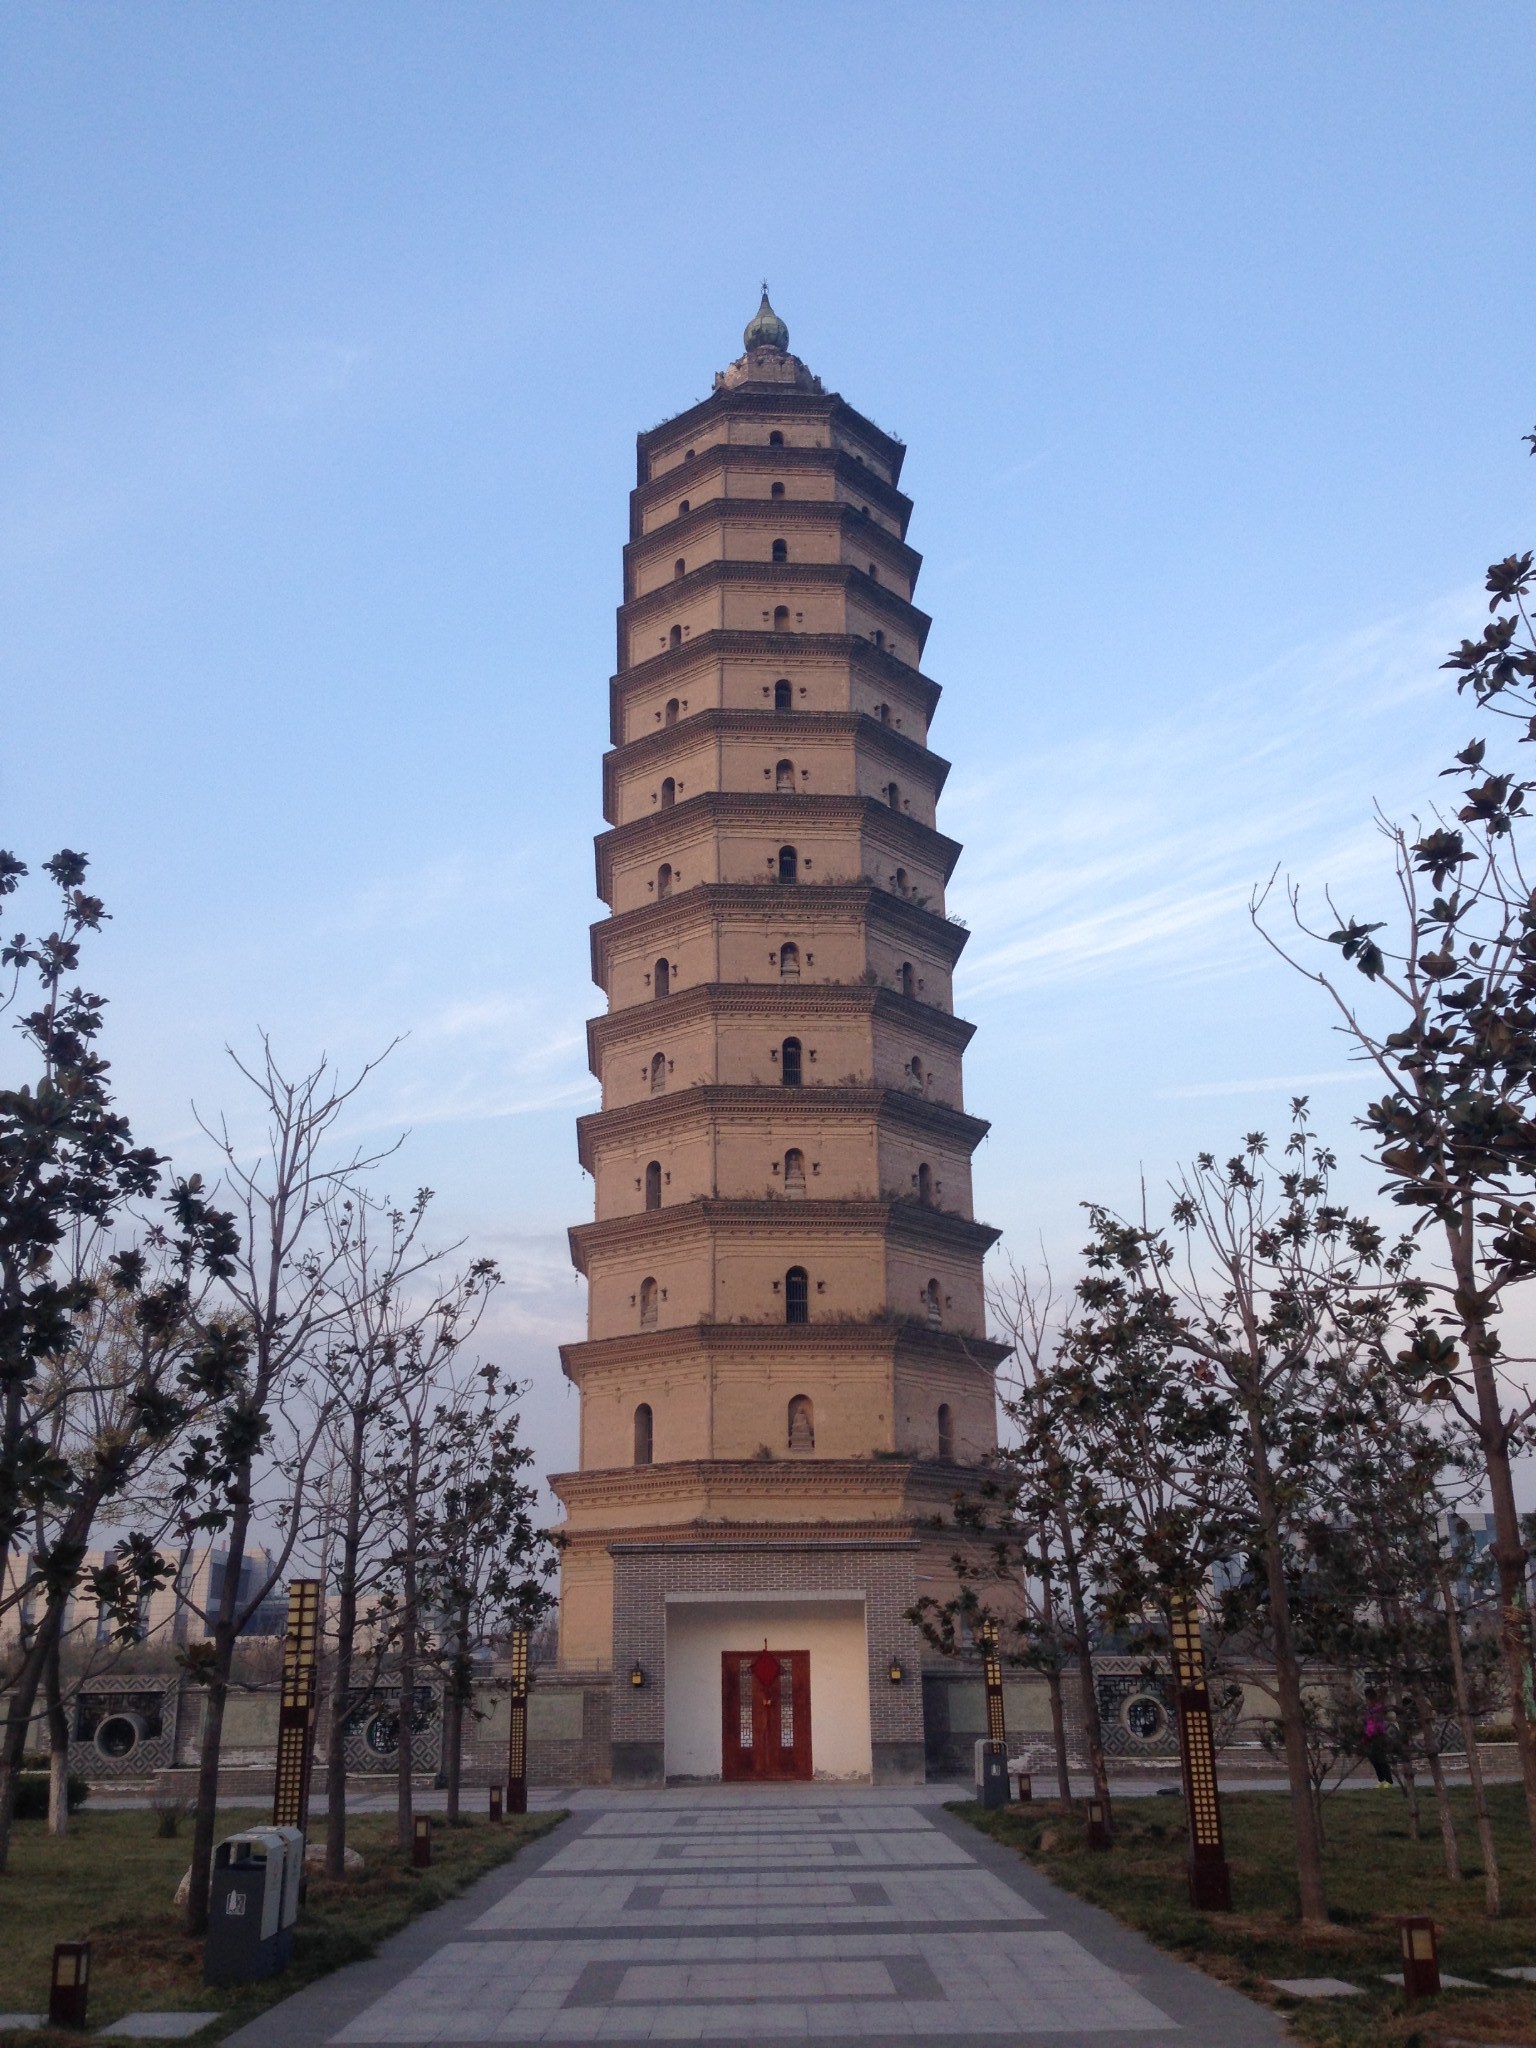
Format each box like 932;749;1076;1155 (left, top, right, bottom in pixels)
887;1659;904;1685
630;1662;646;1689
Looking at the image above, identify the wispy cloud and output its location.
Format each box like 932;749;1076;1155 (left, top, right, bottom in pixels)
950;592;1475;1004
1153;1069;1361;1101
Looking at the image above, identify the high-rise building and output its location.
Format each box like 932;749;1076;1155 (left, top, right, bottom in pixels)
551;294;1006;1784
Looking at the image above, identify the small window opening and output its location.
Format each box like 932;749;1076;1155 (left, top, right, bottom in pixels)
775;758;795;792
779;942;800;981
685;447;696;460
640;1277;658;1328
924;1278;942;1328
669;624;682;649
873;630;885;649
678;499;690;515
772;538;788;563
774;678;792;710
781;1037;802;1087
771;481;785;498
784;1148;806;1198
778;844;798;883
654;958;670;999
660;776;675;808
868;562;879;581
650;1052;667;1094
877;702;890;724
787;1393;815;1449
900;961;915;999
785;1267;809;1325
634;1402;654;1465
656;863;672;901
909;1054;924;1087
885;782;900;811
773;605;790;631
894;867;907;895
674;558;686;579
917;1162;933;1204
769;430;785;446
665;697;679;726
644;1160;661;1210
937;1403;954;1461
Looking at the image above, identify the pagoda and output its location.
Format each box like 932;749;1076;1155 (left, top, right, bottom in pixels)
551;293;1006;1784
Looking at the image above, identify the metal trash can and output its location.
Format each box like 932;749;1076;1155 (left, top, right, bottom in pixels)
974;1738;1009;1810
203;1829;300;1984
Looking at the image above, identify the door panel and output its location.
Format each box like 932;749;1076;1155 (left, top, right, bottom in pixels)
721;1650;812;1781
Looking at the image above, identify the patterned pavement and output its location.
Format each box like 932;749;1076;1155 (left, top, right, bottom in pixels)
225;1785;1287;2047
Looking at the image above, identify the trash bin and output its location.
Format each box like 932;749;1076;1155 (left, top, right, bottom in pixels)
974;1738;1008;1810
203;1829;299;1984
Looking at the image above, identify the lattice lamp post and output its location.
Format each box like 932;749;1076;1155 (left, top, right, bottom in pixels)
1169;1595;1232;1911
506;1630;529;1816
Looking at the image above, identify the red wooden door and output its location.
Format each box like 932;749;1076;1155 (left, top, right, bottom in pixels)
721;1649;812;1781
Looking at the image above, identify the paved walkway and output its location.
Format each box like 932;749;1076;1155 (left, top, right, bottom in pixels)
225;1784;1286;2046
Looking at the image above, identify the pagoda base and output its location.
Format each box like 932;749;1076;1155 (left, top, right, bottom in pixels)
604;1528;928;1787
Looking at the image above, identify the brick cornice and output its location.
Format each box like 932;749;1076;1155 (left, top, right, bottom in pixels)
629;446;911;540
589;880;971;989
558;1320;1011;1382
575;1085;990;1171
585;982;976;1076
595;794;962;903
601;709;951;823
567;1195;1002;1271
609;631;942;744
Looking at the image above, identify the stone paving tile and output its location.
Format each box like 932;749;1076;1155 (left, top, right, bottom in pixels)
220;1780;1286;2048
1267;1979;1363;1999
96;2018;220;2038
330;1930;1171;2040
472;1866;1040;1931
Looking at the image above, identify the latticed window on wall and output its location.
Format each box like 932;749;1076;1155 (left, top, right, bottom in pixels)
634;1403;653;1466
785;1266;809;1324
738;1660;755;1749
781;1036;802;1085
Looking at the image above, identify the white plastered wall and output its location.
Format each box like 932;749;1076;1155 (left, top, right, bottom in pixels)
663;1594;872;1783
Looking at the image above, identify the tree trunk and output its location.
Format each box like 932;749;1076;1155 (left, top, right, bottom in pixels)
1401;1754;1422;1841
1044;1666;1072;1807
1451;1227;1536;1843
45;1637;69;1839
1056;1511;1112;1827
185;1496;255;1935
396;1477;419;1853
444;1596;470;1824
325;1418;368;1880
1245;1406;1329;1925
1439;1564;1500;1916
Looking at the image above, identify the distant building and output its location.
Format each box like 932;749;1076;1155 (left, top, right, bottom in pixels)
1;1542;288;1651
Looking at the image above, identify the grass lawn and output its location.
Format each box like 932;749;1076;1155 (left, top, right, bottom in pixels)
958;1782;1536;2045
0;1803;565;2045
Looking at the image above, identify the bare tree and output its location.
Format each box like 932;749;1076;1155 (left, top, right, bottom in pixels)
179;1039;394;1936
310;1188;442;1879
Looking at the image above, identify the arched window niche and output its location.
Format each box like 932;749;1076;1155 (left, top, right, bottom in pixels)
640;1277;658;1329
787;1394;815;1452
644;1160;661;1210
634;1403;654;1466
781;1036;802;1087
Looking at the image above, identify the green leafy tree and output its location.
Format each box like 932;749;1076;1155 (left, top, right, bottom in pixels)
0;852;237;1871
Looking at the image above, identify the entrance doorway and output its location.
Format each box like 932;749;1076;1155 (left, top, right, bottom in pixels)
721;1649;811;1781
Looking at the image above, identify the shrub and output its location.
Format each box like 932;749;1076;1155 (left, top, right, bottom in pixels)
14;1768;91;1819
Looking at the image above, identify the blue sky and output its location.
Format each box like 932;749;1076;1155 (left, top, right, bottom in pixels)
4;3;1534;1485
